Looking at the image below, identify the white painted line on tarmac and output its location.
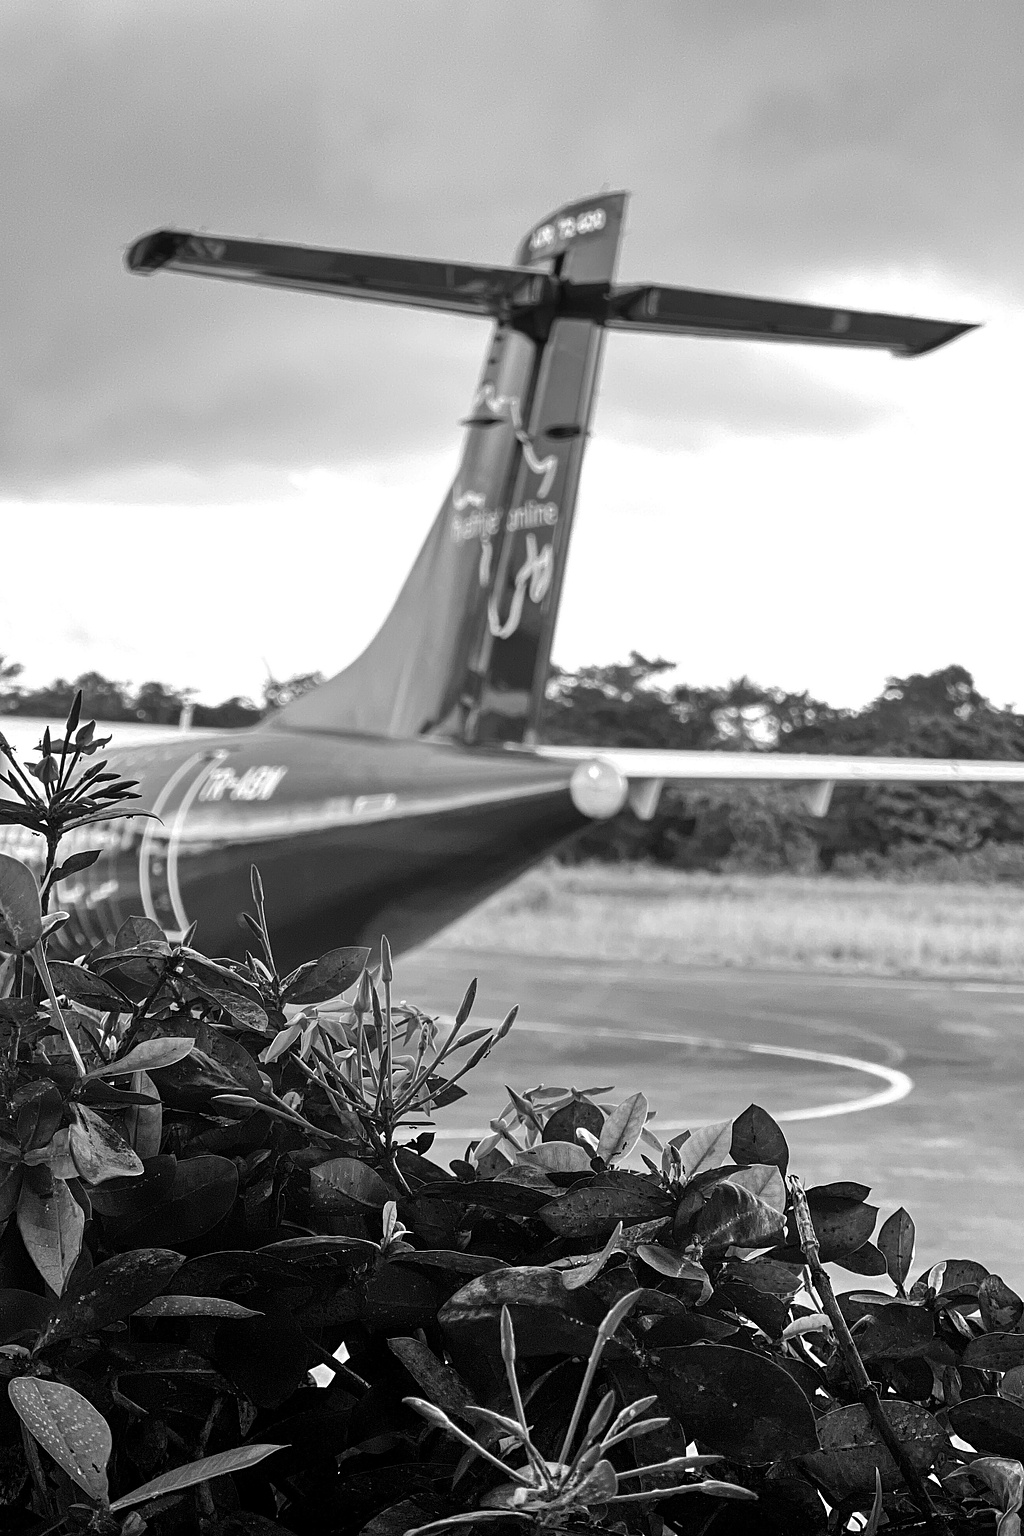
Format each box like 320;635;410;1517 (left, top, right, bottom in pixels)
425;1017;914;1139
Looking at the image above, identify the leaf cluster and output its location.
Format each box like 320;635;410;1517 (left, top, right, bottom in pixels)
0;716;1022;1533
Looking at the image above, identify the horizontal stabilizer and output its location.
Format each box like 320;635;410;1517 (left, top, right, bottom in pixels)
127;230;974;355
126;230;554;319
601;283;976;357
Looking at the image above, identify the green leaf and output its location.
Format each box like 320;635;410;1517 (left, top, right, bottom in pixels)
114;916;170;953
840;1241;888;1277
51;849;102;882
310;1157;391;1211
68;1103;144;1183
597;1093;648;1164
539;1181;672;1239
637;1245;711;1292
133;1294;262;1319
731;1104;789;1175
124;1069;162;1159
89;1037;196;1077
559;1223;624;1291
964;1335;1024;1372
108;1443;286;1512
678;1118;734;1178
388;1336;475;1420
691;1182;785;1252
807;1192;879;1262
653;1343;818;1464
47;960;127;1011
877;1207;915;1290
108;1155;238;1246
282;946;371;1005
949;1397;1024;1460
0;853;43;953
727;1163;787;1213
8;1377;111;1504
514;1141;592;1174
39;1248;185;1346
945;1456;1024;1532
803;1400;948;1494
17;1177;84;1293
980;1275;1024;1334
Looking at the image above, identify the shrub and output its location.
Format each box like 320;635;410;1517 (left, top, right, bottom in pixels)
1;703;1023;1535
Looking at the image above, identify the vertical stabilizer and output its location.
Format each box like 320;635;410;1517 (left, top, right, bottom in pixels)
272;193;627;742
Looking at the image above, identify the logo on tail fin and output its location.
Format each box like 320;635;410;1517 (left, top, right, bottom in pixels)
487;534;554;639
467;385;558;497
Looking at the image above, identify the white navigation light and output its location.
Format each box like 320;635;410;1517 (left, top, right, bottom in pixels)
569;758;628;820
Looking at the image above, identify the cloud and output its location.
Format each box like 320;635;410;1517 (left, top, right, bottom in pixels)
1;0;1020;497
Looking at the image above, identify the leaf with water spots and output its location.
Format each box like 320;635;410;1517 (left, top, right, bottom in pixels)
8;1377;111;1504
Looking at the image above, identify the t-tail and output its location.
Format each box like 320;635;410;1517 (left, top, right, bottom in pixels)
128;197;974;745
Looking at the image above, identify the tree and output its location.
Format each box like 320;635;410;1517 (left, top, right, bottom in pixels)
0;654;24;713
542;657;1024;872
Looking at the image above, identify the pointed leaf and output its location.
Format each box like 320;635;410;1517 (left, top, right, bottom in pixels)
0;853;43;954
8;1377;111;1503
51;849;102;883
980;1275;1024;1334
559;1223;623;1292
282;946;371;1005
68;1104;144;1183
89;1037;195;1078
515;1141;592;1173
692;1183;786;1252
878;1208;916;1290
679;1119;734;1179
728;1163;787;1213
17;1178;84;1293
389;1336;475;1419
945;1457;1024;1531
47;961;128;1011
731;1104;789;1174
133;1294;262;1319
597;1093;648;1164
805;1400;948;1494
114;916;170;953
40;1248;185;1346
310;1156;390;1211
124;1069;162;1159
653;1343;818;1464
108;1443;286;1512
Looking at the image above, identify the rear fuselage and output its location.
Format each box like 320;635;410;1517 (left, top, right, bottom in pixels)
0;729;586;968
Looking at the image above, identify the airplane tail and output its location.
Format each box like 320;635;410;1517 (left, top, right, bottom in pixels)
275;194;629;745
128;200;973;745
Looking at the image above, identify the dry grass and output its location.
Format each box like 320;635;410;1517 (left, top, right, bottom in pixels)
430;863;1024;978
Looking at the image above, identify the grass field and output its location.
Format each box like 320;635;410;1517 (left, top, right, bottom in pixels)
431;863;1024;978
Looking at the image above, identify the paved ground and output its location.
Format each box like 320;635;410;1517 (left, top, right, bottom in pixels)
397;946;1024;1288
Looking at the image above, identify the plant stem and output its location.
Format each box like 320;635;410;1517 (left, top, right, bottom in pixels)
788;1175;946;1535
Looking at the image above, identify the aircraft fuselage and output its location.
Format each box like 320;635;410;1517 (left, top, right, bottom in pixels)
0;730;587;968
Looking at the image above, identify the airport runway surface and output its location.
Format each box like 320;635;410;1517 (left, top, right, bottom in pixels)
398;946;1024;1288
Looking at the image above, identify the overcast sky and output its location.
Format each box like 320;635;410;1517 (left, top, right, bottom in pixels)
3;0;1023;710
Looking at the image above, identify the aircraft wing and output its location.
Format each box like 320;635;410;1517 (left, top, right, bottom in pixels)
126;230;554;318
534;746;1024;819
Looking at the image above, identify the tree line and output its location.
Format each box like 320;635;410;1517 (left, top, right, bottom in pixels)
0;656;324;730
542;655;1024;874
4;651;1024;873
